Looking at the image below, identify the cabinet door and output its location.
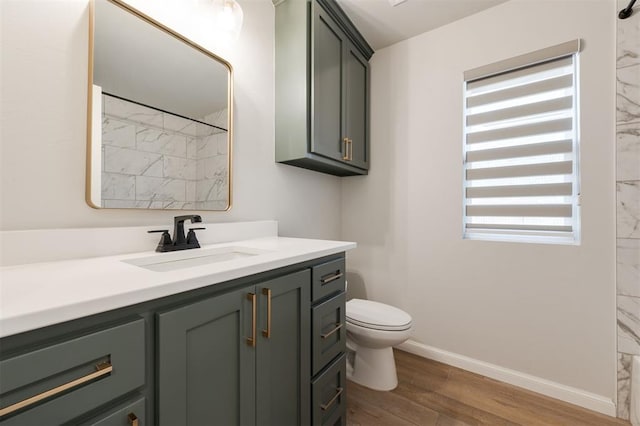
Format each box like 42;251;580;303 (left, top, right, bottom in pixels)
256;270;311;426
312;3;346;163
344;43;369;170
157;288;255;426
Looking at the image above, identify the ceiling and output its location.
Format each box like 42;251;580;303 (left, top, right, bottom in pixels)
335;0;509;51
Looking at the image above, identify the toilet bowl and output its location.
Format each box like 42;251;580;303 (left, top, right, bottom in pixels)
345;299;412;391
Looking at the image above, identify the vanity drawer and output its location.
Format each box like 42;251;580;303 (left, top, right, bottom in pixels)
312;258;346;303
311;353;346;426
0;318;145;425
84;396;146;426
312;292;346;376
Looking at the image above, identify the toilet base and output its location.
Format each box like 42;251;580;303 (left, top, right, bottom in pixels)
347;345;398;391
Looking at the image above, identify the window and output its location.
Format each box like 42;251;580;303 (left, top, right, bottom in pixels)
463;40;581;244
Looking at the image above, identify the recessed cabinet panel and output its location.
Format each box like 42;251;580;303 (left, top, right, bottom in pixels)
345;47;369;170
311;258;346;303
313;9;344;162
312;292;346;375
311;353;347;426
256;270;310;426
157;290;255;426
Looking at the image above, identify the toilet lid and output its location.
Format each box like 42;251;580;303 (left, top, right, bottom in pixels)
346;299;412;331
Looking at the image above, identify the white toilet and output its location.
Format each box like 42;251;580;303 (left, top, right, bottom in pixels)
345;298;412;391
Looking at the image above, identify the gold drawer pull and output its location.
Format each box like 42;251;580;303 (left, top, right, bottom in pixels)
321;323;343;339
128;412;139;426
246;292;257;347
262;288;272;339
320;387;343;411
0;362;113;417
320;272;343;284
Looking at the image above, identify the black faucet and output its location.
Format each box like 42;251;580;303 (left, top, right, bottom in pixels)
148;215;205;252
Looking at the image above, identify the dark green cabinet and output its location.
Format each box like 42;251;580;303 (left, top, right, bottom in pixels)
157;288;255;426
276;0;373;176
309;258;347;425
343;45;368;170
312;4;369;171
157;270;311;426
256;271;310;426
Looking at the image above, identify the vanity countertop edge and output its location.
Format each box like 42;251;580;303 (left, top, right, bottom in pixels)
0;236;356;339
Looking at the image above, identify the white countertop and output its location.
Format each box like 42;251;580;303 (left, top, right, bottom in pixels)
0;236;355;338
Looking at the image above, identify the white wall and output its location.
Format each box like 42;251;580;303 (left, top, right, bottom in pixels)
342;0;617;403
0;0;341;240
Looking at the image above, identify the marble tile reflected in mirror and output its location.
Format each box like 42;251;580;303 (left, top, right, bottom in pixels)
87;0;233;211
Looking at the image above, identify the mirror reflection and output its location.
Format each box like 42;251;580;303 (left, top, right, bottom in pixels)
87;0;233;210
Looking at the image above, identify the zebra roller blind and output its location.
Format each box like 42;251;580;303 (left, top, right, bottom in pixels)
463;40;581;244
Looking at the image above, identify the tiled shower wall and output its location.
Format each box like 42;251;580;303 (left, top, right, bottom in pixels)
616;1;640;420
101;94;229;210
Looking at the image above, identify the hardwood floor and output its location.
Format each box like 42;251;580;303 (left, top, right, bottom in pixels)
346;349;630;426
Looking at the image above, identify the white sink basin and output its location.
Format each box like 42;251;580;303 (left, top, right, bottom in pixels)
123;246;268;272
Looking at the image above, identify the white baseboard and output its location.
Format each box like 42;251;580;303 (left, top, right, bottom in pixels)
396;339;616;417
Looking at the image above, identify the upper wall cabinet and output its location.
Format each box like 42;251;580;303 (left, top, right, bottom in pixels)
275;0;374;177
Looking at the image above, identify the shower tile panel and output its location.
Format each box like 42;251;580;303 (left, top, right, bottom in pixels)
617;122;640;181
164;114;198;136
136;129;188;157
163;156;196;180
104;96;163;128
101;173;136;201
617;3;640;69
104;146;163;177
617;295;640;356
617;353;632;420
617;181;640;239
102;118;136;148
135;176;186;202
100;95;228;208
617;238;640;297
616;64;640;124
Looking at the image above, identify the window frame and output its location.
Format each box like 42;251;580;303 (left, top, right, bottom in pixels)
462;40;581;245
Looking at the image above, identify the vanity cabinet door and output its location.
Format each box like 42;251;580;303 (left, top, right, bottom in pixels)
157;288;255;426
256;270;311;426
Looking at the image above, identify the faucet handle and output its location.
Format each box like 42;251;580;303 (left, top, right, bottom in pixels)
148;230;172;252
186;227;205;247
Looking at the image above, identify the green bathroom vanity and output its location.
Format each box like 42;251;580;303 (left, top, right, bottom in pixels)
0;234;353;426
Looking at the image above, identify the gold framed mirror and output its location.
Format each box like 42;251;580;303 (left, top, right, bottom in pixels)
87;0;233;210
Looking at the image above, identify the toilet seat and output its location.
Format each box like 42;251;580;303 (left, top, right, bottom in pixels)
346;299;412;331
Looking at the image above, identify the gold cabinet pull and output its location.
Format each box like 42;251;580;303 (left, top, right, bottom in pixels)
128;412;139;426
320;272;343;284
0;362;113;417
262;288;272;339
342;137;349;161
246;293;257;347
348;138;353;161
320;387;343;411
321;323;343;339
